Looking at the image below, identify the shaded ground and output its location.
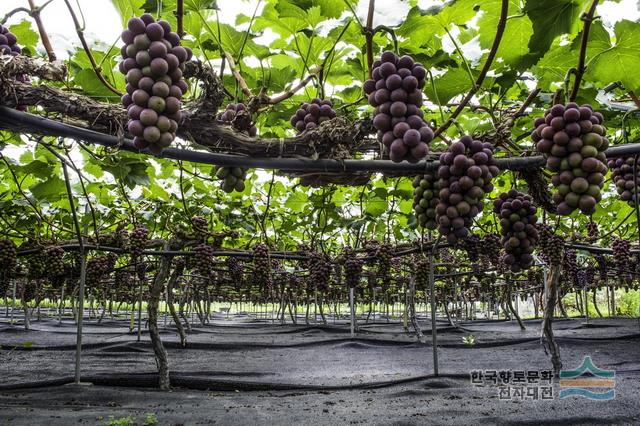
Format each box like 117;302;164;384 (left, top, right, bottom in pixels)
1;311;639;425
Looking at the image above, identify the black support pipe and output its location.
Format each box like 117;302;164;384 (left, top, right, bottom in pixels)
4;106;638;173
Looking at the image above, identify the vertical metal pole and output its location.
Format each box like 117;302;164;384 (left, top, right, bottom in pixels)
74;211;89;385
429;238;440;376
349;287;355;337
10;280;16;325
137;277;143;342
59;286;65;324
584;286;589;324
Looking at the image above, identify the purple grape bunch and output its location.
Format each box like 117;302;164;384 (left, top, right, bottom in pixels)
364;51;433;163
217;103;257;136
531;103;608;215
290;99;337;133
493;190;539;272
608;156;640;206
435;136;499;244
119;13;192;154
0;24;22;56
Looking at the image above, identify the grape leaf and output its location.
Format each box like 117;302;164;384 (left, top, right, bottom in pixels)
589;20;640;93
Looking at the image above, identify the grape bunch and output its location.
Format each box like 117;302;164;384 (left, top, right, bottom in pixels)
364;51;433;162
215;166;247;193
86;254;116;287
586;221;599;241
27;252;47;279
0;24;28;109
309;251;332;293
412;173;440;229
482;233;502;269
194;243;214;278
562;248;579;287
119;14;191;154
217;103;257;136
435;136;499;245
611;238;632;281
531;103;608;215
593;254;608;282
252;244;272;292
191;216;208;240
342;247;363;288
225;257;244;291
415;258;429;291
493;190;539;272
43;246;66;278
608;156;640;206
290;99;336;133
0;239;17;275
374;243;393;289
537;224;564;266
129;226;149;261
0;24;22;55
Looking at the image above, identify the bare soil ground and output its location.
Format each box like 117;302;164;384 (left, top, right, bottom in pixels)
1;311;639;425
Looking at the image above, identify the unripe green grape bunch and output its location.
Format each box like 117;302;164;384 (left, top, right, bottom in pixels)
436;136;499;245
608;156;640;206
412;172;440;230
365;51;433;163
120;13;191;154
215;166;247;193
531;103;608;215
0;239;17;273
290;99;337;133
493;190;539;272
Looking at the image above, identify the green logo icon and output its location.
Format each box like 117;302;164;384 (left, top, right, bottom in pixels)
559;356;615;400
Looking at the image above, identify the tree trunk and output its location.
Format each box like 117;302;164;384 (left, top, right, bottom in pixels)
557;294;568;318
593;289;603;318
167;263;186;347
148;242;176;391
542;265;562;375
507;283;525;331
408;277;424;342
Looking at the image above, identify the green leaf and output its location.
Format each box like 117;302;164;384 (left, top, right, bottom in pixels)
285;191;307;213
477;0;534;69
424;67;470;105
29;176;66;202
9;21;39;53
534;21;612;90
364;196;387;217
589;20;640;93
183;0;217;10
524;0;590;58
110;0;145;26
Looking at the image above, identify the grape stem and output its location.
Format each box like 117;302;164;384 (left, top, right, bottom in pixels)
176;0;184;37
0;7;30;25
364;0;375;78
433;0;508;139
26;0;57;62
62;0;121;96
568;0;600;102
628;91;640;109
